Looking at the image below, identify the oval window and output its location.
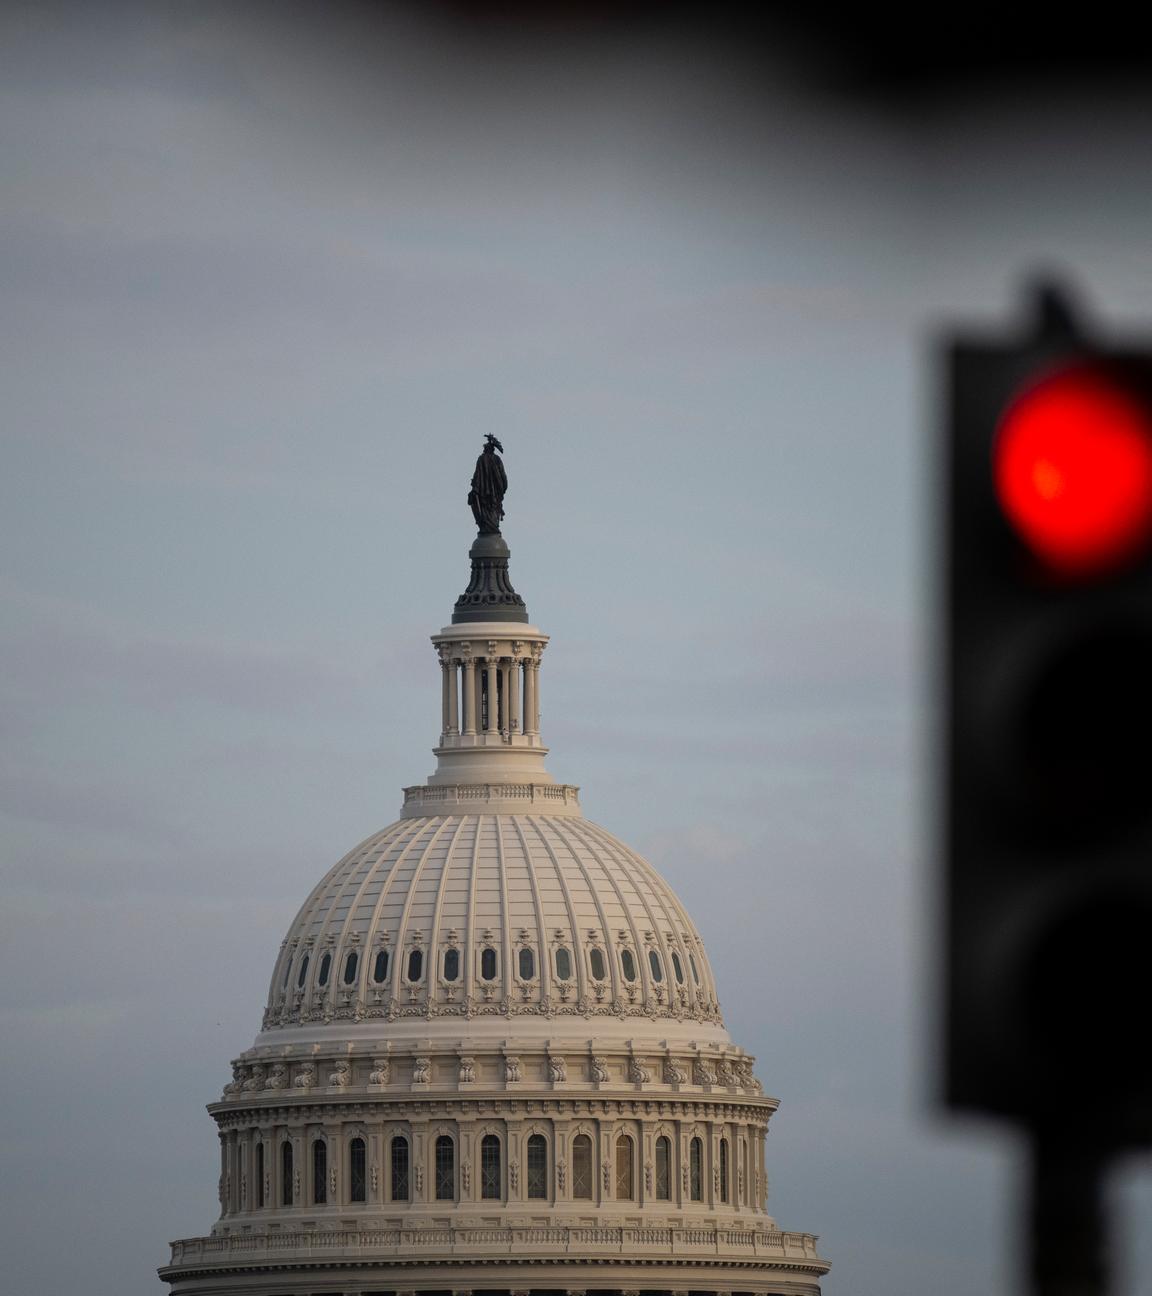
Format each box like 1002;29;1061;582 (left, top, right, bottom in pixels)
518;947;535;980
480;947;497;981
407;949;424;982
373;949;390;983
648;950;663;982
620;948;637;982
589;947;606;980
343;951;359;985
443;948;460;981
318;953;331;987
554;947;572;980
671;951;685;984
296;954;309;988
689;953;700;985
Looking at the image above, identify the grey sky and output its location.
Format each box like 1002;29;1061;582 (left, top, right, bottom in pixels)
3;5;1151;1294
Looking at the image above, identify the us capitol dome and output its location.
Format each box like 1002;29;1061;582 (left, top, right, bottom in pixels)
159;439;830;1296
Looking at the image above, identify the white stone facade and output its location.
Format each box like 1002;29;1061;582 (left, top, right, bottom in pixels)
159;539;829;1296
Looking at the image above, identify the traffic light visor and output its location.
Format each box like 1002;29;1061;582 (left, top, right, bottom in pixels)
993;364;1152;578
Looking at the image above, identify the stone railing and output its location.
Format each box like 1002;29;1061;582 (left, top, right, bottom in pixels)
166;1224;825;1267
401;782;581;817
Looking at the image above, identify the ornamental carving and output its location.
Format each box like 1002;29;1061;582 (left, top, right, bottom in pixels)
548;1056;567;1083
557;1157;567;1191
461;1160;471;1192
627;1058;650;1084
458;1056;476;1083
504;1056;522;1083
265;1063;287;1090
663;1058;687;1084
602;1163;612;1191
242;1063;264;1092
369;1058;390;1086
293;1063;316;1089
415;1165;424;1193
328;1061;351;1087
412;1057;431;1084
370;1164;379;1193
716;1058;736;1085
509;1160;519;1192
223;1063;244;1099
692;1058;716;1085
644;1161;653;1192
590;1056;610;1082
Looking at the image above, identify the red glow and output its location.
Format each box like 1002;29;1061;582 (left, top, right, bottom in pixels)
993;365;1152;577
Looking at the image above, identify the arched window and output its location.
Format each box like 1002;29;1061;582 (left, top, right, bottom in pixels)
739;1140;747;1206
689;1137;703;1201
373;949;390;983
281;1141;294;1207
390;1136;409;1201
480;947;497;981
614;1134;634;1199
480;1133;501;1200
296;954;309;989
518;947;535;980
406;948;423;982
318;952;331;987
554;946;572;980
689;952;701;984
719;1137;730;1203
256;1142;265;1208
589;947;606;980
671;951;685;984
350;1137;366;1203
648;950;664;982
312;1138;327;1204
572;1133;593;1200
343;951;359;985
620;948;637;982
655;1135;671;1200
527;1133;548;1200
435;1135;456;1201
443;947;460;981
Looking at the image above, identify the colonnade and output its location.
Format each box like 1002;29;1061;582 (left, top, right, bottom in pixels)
439;654;541;743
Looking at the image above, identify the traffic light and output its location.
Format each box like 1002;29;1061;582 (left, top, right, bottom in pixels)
944;284;1152;1151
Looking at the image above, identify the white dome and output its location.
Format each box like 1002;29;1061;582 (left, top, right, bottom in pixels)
260;810;727;1048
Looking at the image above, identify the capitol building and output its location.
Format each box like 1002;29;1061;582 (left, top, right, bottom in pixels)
159;442;831;1296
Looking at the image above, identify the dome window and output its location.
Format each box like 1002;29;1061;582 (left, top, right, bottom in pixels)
655;1136;671;1200
480;1133;502;1200
671;951;685;984
312;1139;327;1204
526;1133;548;1200
620;948;637;983
689;952;701;985
296;954;309;989
554;946;572;980
648;950;664;982
719;1137;730;1203
689;1137;703;1201
318;953;331;988
372;949;390;984
350;1137;366;1203
390;1136;409;1201
342;951;358;985
434;1135;456;1201
518;947;535;980
480;947;498;981
572;1133;594;1200
614;1134;634;1200
256;1142;265;1208
443;947;460;982
406;949;424;982
588;947;606;981
281;1141;294;1207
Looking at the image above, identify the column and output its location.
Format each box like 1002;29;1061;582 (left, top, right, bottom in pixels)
462;660;476;737
447;661;459;735
440;659;451;740
525;659;538;736
484;661;498;735
509;659;521;733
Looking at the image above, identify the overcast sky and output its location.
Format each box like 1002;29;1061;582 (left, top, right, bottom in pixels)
3;5;1152;1294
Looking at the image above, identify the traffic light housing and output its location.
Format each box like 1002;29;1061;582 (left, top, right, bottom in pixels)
944;286;1152;1148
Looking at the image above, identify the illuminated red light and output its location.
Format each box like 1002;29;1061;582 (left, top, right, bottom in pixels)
993;365;1152;577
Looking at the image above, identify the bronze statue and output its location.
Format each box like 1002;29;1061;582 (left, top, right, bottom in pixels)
468;434;507;534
